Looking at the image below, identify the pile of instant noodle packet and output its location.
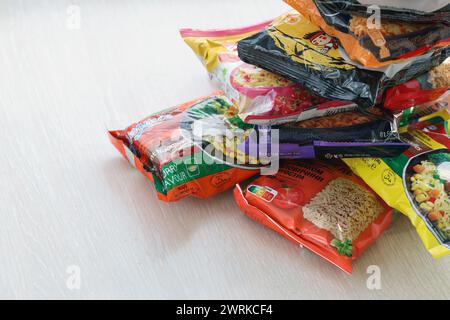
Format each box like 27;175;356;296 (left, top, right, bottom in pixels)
108;0;450;273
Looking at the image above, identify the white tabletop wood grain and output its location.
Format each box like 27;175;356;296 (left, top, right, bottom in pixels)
0;0;449;300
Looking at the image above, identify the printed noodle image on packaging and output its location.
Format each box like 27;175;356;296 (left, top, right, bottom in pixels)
180;20;355;125
108;91;257;202
233;160;392;274
385;62;450;112
285;0;450;67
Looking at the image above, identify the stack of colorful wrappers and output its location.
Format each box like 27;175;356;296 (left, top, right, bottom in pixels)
109;0;450;273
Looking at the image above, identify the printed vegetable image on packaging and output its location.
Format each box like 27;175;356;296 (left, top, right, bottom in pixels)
344;128;450;258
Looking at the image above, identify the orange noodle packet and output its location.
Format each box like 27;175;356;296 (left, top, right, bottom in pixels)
314;0;450;23
180;20;355;125
108;91;257;202
285;0;450;68
234;160;392;274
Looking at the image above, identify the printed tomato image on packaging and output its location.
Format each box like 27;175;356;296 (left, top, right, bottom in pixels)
233;160;392;274
343;128;450;258
285;0;450;68
108;91;257;202
180;20;355;125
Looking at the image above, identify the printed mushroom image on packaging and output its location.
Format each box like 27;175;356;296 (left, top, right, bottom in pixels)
108;91;257;202
180;20;356;125
233;160;392;274
285;0;450;67
343;127;450;258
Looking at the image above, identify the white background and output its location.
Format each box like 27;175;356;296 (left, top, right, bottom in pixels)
0;0;449;299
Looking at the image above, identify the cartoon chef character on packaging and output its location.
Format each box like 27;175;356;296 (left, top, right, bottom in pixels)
304;30;339;54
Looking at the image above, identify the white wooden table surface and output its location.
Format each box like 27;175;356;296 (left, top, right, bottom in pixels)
0;0;449;300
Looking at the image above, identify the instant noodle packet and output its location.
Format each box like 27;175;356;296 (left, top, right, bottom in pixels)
385;62;450;112
237;109;410;162
343;128;450;258
180;21;355;125
401;108;450;135
108;91;257;202
237;11;444;107
233;160;393;274
181;95;409;167
317;0;450;24
285;0;450;68
397;92;450;128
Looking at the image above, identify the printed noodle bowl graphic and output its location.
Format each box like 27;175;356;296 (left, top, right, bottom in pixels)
403;148;450;248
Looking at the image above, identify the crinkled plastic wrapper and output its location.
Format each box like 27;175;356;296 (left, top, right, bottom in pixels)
385;62;450;112
343;125;450;258
395;92;450;128
180;95;409;167
401;109;450;135
233;160;392;274
108;91;257;202
237;11;445;107
312;0;450;23
285;0;450;68
180;21;355;125
394;92;449;128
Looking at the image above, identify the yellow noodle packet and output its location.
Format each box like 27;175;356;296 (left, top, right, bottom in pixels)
343;128;450;258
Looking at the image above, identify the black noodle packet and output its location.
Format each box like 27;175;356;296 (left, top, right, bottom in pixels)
237;12;447;108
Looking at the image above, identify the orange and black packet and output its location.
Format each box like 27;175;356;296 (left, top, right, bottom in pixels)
286;0;450;68
234;160;392;273
108;91;257;202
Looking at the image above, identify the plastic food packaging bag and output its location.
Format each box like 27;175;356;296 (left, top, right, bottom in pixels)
237;109;410;162
180;22;355;125
181;96;410;167
233;160;393;274
285;0;450;68
237;11;445;107
401;108;450;135
343;127;450;258
108;91;257;202
312;0;450;23
394;91;450;128
385;62;450;112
